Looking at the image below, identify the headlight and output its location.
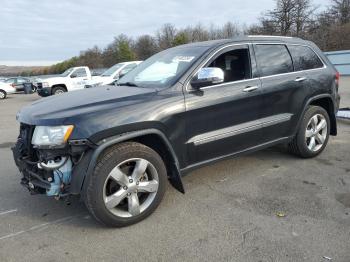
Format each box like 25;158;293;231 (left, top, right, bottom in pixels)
32;125;74;146
42;82;50;88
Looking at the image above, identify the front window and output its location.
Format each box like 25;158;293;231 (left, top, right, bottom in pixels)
118;46;207;88
61;68;74;77
73;68;87;77
101;63;124;77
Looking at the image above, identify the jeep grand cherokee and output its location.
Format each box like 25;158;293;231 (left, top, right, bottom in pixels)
12;36;340;227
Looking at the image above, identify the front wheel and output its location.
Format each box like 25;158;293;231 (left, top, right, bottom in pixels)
0;90;7;99
288;106;330;158
85;142;167;227
52;86;66;95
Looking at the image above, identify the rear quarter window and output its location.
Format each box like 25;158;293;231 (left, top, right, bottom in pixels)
288;45;324;71
254;44;293;77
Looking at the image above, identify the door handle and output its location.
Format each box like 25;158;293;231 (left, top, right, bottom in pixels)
295;77;307;82
243;85;259;92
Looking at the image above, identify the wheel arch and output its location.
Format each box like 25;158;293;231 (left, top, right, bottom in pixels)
308;95;337;136
51;84;67;93
296;94;337;136
78;129;184;198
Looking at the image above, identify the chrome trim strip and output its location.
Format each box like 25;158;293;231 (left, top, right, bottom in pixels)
243;85;259;92
187;113;293;146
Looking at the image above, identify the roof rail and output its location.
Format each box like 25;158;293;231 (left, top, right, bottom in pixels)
247;35;293;39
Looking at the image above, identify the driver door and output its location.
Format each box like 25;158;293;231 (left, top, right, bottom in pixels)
184;44;264;165
70;68;88;90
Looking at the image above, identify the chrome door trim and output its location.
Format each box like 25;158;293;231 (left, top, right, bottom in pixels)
243;85;259;92
185;42;327;92
187;113;293;146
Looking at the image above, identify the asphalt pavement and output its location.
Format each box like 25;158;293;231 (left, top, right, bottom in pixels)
0;78;349;262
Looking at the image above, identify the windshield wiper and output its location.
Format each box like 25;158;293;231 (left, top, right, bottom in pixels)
117;81;138;87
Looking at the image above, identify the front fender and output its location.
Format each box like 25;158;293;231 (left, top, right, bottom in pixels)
70;129;184;198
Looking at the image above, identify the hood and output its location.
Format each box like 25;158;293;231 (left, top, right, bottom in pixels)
18;85;156;126
91;75;113;85
40;76;65;85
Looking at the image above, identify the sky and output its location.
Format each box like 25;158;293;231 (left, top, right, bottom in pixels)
0;0;330;66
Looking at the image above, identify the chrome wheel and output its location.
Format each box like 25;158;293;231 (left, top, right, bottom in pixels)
0;91;6;99
305;114;327;152
54;90;64;95
103;158;159;218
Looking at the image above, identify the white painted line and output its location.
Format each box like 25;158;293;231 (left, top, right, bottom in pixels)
0;215;76;241
0;209;17;216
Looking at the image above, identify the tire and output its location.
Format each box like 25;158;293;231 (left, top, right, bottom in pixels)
85;142;167;227
288;106;330;158
52;86;66;95
0;90;7;99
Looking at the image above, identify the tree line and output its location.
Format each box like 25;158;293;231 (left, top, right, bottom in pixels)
27;0;350;76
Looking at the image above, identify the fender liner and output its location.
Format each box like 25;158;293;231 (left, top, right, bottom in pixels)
295;94;337;136
77;129;184;198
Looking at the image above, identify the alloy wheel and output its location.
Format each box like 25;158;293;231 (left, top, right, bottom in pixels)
103;158;159;218
305;114;328;152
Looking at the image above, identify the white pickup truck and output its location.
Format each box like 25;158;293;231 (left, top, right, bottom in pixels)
37;66;93;96
87;61;142;88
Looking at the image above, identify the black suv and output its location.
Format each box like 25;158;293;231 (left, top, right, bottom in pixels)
12;36;340;227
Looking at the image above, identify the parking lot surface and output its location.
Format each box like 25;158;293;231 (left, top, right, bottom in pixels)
0;79;349;262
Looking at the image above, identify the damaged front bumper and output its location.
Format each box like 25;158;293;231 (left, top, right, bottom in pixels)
12;123;94;198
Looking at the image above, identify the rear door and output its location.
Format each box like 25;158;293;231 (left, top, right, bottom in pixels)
184;44;264;165
253;43;306;142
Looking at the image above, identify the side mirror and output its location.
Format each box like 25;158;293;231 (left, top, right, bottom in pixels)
70;73;77;78
190;67;224;89
118;69;128;79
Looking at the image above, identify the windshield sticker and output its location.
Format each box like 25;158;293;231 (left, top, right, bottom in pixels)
172;56;195;63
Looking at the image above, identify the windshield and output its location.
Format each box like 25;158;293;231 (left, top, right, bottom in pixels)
101;63;124;77
61;68;74;77
118;46;207;88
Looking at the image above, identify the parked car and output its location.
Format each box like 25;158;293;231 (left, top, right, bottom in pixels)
4;77;31;92
0;81;16;99
88;61;142;87
13;36;340;227
36;66;93;96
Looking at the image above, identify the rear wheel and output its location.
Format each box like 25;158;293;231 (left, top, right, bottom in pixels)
52;86;66;95
288;106;330;158
85;142;167;227
0;90;7;99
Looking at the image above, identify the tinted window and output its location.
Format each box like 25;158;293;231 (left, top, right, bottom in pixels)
255;45;293;77
5;78;15;84
288;45;324;71
17;78;28;84
207;47;251;83
73;68;87;77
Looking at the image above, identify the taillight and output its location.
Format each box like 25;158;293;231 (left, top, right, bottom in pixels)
335;71;340;86
10;83;15;88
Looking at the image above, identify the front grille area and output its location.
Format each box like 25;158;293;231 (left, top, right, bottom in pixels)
12;123;49;194
18;123;35;159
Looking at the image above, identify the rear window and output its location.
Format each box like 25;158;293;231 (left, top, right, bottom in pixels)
254;44;293;77
288;45;324;71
